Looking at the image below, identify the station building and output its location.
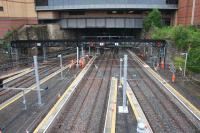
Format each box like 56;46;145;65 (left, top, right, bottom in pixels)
35;0;178;39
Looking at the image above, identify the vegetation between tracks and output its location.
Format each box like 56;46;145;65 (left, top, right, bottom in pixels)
144;9;200;73
152;26;200;73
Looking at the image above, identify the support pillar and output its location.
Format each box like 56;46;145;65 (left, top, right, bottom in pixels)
43;46;47;62
58;54;63;79
89;46;91;55
77;47;79;67
81;45;84;57
119;58;123;88
33;56;42;106
123;55;128;110
118;55;128;113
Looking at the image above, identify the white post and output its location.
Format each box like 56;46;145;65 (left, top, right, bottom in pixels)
77;47;79;67
43;46;46;62
33;56;42;106
58;54;63;79
15;48;19;69
81;45;84;57
123;55;128;110
97;47;100;54
151;46;153;56
119;58;123;87
22;90;27;110
183;53;188;77
191;0;196;25
89;46;91;55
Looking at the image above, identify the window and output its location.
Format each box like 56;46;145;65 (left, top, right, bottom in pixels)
107;11;124;14
69;11;85;15
0;7;3;11
35;0;48;6
166;0;178;4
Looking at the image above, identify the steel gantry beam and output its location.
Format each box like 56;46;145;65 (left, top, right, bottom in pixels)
11;39;167;48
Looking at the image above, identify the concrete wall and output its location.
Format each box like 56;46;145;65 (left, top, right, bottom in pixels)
36;0;178;10
47;24;64;39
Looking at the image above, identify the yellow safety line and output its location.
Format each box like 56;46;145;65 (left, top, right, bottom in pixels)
126;91;140;121
128;50;200;120
0;64;70;111
104;77;117;133
111;78;117;133
34;57;96;133
126;82;153;133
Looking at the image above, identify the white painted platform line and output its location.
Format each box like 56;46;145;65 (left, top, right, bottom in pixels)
104;77;118;133
126;81;153;133
34;57;96;133
128;50;200;122
0;64;71;111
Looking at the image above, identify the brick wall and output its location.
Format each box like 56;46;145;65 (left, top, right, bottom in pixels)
0;0;37;39
194;0;200;25
177;0;200;25
0;18;37;38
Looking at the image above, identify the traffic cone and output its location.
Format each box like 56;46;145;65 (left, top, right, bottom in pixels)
161;60;164;69
172;73;176;83
57;93;61;99
79;59;83;68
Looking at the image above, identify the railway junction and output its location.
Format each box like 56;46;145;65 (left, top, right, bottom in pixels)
1;0;200;133
0;39;199;133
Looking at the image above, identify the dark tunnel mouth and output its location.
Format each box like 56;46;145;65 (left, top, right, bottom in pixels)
62;28;142;39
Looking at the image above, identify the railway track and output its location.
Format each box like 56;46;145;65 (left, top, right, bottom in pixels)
0;58;80;133
0;48;76;73
49;52;114;133
127;55;198;132
0;56;75;104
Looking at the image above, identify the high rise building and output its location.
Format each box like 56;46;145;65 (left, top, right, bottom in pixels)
0;0;37;38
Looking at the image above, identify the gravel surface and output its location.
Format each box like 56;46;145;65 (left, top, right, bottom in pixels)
0;58;79;133
0;56;74;104
49;52;114;133
157;69;200;110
